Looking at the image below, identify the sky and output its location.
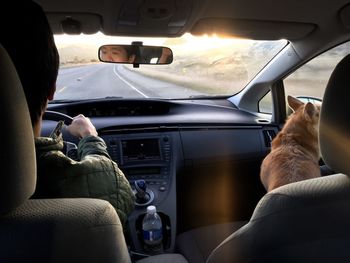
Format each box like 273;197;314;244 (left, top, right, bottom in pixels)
55;32;266;57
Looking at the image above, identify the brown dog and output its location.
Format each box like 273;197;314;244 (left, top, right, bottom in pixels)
260;96;321;192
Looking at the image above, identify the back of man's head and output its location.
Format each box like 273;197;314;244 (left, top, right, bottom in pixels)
0;1;59;127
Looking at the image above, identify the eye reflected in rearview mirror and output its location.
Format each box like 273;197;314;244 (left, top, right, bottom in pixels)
98;45;173;65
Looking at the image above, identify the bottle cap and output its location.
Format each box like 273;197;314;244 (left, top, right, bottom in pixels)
147;205;156;214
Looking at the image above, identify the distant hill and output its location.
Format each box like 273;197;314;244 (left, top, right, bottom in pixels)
58;44;99;65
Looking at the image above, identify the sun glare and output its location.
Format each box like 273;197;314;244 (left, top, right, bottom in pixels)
54;32;250;53
54;32;168;49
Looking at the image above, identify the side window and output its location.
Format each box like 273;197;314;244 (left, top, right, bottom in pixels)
259;91;272;114
284;41;350;99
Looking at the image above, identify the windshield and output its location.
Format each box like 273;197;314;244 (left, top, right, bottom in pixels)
53;33;286;101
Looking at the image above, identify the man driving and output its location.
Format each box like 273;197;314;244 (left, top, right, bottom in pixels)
0;1;135;227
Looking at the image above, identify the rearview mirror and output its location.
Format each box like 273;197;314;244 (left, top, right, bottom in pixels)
98;45;173;65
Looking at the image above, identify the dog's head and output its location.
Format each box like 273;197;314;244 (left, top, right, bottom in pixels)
287;96;321;129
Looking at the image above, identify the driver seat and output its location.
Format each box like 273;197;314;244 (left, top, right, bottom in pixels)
0;44;131;262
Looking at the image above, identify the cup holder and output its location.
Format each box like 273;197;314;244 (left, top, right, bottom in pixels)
134;189;155;206
135;212;171;253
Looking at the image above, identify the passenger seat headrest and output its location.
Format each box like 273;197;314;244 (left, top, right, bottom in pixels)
0;44;36;215
320;54;350;175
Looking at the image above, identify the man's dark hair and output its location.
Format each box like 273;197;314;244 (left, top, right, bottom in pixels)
124;45;137;58
0;1;59;126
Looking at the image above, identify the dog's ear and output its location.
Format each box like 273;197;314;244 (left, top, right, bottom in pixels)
303;102;316;120
287;96;304;112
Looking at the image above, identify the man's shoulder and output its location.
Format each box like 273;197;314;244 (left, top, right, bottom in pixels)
35;135;64;152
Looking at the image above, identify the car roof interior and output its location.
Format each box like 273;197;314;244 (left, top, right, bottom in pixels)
36;0;350;60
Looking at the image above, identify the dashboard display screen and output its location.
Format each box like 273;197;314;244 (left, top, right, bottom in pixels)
121;138;161;161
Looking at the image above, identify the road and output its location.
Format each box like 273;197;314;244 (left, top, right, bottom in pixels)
55;64;204;100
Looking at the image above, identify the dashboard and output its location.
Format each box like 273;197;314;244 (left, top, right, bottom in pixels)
43;98;278;254
102;133;173;206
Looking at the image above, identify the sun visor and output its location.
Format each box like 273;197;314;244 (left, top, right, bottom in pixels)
46;13;102;35
191;18;316;40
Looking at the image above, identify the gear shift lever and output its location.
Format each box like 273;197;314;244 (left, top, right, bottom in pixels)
134;180;150;204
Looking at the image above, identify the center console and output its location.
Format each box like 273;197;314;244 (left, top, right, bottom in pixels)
101;131;179;256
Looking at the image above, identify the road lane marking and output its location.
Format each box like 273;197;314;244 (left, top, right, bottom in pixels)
57;86;67;93
113;65;149;98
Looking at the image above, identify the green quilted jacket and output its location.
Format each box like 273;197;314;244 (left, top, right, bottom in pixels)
32;132;135;226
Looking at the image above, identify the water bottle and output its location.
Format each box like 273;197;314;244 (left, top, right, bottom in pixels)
142;205;163;252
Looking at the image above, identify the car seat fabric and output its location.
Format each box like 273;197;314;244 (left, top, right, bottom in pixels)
207;174;350;262
0;43;36;216
136;253;188;263
0;43;131;263
176;221;247;263
0;198;131;263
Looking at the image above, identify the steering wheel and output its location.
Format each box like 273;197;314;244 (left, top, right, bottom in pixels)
43;110;73;125
43;110;78;160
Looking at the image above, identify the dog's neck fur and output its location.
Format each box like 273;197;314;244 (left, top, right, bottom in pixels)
272;109;320;161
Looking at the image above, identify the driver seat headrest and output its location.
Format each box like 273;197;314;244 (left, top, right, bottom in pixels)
0;44;36;215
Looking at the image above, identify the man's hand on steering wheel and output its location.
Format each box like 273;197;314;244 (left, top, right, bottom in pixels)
43;111;99;160
66;114;98;138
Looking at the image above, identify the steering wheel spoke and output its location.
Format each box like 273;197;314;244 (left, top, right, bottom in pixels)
43;110;78;158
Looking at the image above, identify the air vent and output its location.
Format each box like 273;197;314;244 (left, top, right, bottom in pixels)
262;130;277;147
257;119;269;123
